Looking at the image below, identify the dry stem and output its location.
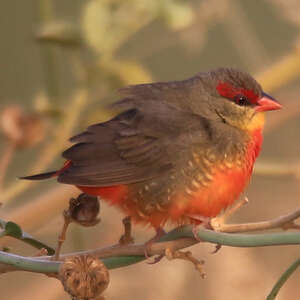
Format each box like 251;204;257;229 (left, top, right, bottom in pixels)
56;206;300;259
1;206;300;275
0;142;16;191
1;206;299;271
211;207;300;233
54;211;72;260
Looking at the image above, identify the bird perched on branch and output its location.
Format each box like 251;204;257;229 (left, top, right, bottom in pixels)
22;68;281;231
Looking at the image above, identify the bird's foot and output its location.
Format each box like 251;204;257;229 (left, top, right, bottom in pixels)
188;215;222;253
211;244;222;254
186;215;213;242
119;216;134;245
165;248;206;278
144;227;166;264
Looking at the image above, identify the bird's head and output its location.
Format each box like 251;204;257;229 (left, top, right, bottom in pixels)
198;68;282;132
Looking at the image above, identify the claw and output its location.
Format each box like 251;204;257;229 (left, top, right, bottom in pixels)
211;244;222;254
147;254;164;264
192;224;203;242
144;227;166;263
189;216;213;242
165;248;206;278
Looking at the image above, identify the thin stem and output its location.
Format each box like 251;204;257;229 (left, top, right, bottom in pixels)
54;213;71;260
0;251;145;274
212;207;300;233
2;228;300;274
191;228;300;247
0;252;60;273
267;258;300;300
0;142;16;191
35;0;60;102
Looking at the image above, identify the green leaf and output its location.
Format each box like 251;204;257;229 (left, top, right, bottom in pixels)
4;222;23;238
0;219;55;255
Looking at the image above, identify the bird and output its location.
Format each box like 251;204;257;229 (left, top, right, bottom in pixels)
22;67;281;231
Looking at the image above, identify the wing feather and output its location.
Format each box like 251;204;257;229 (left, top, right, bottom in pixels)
58;98;213;186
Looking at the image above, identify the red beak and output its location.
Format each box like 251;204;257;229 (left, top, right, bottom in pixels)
255;92;282;112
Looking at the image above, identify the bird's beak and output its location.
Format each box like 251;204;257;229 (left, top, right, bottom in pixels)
255;92;282;112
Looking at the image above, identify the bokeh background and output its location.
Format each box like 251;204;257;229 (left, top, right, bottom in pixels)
0;0;300;299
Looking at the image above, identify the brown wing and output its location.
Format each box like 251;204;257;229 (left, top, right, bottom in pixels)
58;100;213;187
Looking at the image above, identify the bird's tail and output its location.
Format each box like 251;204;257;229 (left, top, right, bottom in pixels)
20;171;58;180
20;160;72;181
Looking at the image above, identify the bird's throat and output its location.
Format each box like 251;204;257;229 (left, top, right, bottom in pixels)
247;111;265;132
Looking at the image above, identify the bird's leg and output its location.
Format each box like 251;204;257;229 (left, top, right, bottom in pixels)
196;197;248;254
119;216;134;245
144;227;166;264
188;215;213;229
187;215;222;253
185;215;212;241
165;248;206;278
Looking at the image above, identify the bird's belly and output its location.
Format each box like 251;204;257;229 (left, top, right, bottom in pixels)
77;166;251;228
128;165;251;227
169;167;250;222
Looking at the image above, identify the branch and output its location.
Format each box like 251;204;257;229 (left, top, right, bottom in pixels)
0;219;54;255
211;207;300;233
2;225;300;274
0;142;16;191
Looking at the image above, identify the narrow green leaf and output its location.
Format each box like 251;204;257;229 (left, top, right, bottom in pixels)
0;219;55;255
267;258;300;300
4;222;23;238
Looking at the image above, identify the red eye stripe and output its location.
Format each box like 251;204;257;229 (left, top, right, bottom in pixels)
216;82;259;104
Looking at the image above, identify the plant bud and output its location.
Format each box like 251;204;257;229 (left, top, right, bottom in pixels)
68;193;100;227
59;255;109;300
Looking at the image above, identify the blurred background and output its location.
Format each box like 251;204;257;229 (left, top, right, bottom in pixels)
0;0;300;299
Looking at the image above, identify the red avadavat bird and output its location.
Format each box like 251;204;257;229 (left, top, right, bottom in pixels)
23;68;281;229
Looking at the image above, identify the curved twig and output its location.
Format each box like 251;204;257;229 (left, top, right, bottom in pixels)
2;226;300;275
267;257;300;300
212;207;300;233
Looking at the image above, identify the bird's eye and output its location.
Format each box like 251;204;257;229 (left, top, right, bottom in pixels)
234;94;249;106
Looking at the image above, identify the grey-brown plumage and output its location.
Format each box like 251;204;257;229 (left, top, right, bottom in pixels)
59;68;261;187
22;68;281;227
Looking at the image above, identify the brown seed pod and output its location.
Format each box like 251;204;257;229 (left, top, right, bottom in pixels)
0;105;46;148
68;193;100;227
59;255;109;300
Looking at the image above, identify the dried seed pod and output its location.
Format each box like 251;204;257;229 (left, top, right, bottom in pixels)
0;105;46;148
68;193;100;227
59;255;109;300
